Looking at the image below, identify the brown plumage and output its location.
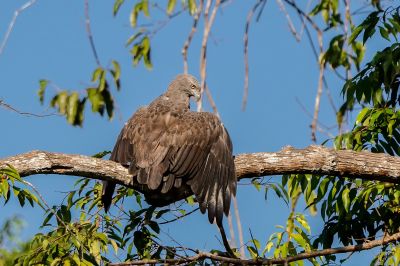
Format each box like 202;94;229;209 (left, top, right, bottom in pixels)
102;74;236;226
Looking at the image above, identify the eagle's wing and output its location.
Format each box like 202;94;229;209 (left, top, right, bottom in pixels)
105;105;236;225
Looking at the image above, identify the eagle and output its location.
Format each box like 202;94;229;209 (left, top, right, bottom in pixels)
102;74;236;226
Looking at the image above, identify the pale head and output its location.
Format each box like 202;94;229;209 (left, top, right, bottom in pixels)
167;74;201;101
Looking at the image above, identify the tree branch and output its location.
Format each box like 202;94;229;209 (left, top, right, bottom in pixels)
110;230;400;265
0;0;37;56
2;145;400;185
1;145;400;204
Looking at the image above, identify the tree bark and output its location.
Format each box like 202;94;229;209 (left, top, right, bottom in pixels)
1;145;400;200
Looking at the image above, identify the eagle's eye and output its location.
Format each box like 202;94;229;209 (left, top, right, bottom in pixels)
191;84;196;90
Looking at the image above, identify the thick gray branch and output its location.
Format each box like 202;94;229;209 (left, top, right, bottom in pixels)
1;145;400;201
235;145;400;183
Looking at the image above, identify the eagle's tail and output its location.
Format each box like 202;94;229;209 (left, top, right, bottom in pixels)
101;181;116;212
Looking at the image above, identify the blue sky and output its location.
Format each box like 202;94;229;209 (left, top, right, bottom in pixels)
0;0;381;264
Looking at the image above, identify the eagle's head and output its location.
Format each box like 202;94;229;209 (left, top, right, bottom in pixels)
169;74;201;101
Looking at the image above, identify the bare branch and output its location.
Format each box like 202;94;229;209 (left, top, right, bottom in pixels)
110;230;400;265
198;0;221;112
242;0;265;111
311;61;325;142
84;0;101;66
159;207;199;225
0;99;56;118
233;195;245;258
182;0;204;74
0;0;37;56
204;84;220;116
276;0;301;41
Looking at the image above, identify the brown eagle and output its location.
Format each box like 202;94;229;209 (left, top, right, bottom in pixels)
102;74;236;226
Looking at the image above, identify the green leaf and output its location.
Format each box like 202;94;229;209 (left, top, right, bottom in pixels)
188;0;197;15
142;0;149;16
0;180;10;200
87;88;104;115
379;26;390;41
130;6;139;28
113;0;125;16
349;26;363;43
247;246;258;259
66;92;79;125
111;60;121;90
57;205;71;224
111;239;119;254
1;164;22;183
102;88;114;119
292;233;307;248
167;0;177;14
42;239;49;249
295;215;311;233
252;179;261;191
51;91;68;114
186;195;195;205
92;67;104;82
38;79;48;104
356;107;370;124
148;221;160;234
126;32;143;46
342;187;350;212
42;209;55;227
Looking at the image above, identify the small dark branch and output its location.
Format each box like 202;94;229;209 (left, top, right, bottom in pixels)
159;207;199;224
0;0;37;56
242;0;264;111
84;0;101;66
283;0;322;34
182;0;204;74
110;231;400;265
0;99;56;118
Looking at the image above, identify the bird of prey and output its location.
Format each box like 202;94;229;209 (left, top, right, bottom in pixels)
102;74;236;226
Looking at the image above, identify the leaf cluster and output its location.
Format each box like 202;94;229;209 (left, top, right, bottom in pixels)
38;61;121;126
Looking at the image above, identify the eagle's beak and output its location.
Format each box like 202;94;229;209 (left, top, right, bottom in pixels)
193;91;201;102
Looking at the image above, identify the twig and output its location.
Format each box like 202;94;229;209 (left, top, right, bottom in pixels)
110;230;400;265
182;0;204;74
204;85;219;116
283;0;322;33
198;0;221;112
233;195;245;258
227;211;237;252
0;0;37;56
0;99;56;118
295;97;335;139
276;0;301;41
242;0;265;111
311;57;325;142
84;0;101;66
159;207;199;224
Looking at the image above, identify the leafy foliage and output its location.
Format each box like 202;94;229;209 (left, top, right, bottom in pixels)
38;61;121;126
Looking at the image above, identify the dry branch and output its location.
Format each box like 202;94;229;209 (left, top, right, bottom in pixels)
110;231;400;265
1;145;400;204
